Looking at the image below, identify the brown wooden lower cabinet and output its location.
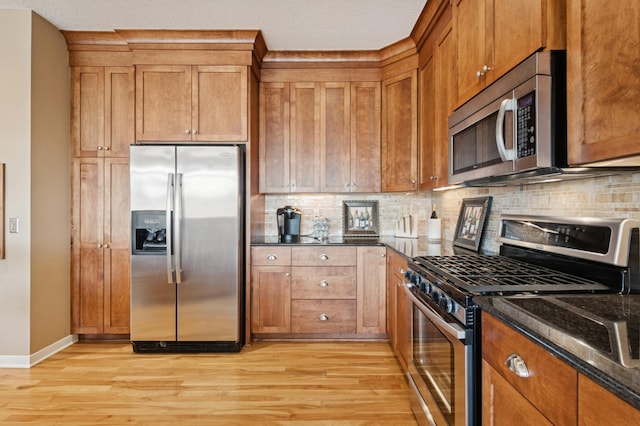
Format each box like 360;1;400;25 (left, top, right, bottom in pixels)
483;312;640;425
71;157;130;335
250;245;386;339
386;248;410;370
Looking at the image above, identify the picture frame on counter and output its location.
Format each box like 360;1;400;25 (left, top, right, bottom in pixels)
343;200;379;237
453;196;492;252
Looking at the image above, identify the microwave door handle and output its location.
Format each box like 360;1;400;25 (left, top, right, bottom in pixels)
166;173;175;284
496;98;516;161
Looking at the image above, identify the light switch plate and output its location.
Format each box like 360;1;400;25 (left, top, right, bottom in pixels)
9;217;19;233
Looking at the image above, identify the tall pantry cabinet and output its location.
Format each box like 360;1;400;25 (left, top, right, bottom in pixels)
70;65;133;335
64;30;265;339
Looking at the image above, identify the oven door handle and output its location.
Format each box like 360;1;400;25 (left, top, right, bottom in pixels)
405;284;467;341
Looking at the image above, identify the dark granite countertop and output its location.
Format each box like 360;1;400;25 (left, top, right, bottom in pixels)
476;294;640;410
251;235;455;258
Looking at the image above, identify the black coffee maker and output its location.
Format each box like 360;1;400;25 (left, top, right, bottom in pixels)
277;206;301;243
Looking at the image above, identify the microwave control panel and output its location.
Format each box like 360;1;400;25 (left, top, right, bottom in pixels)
516;91;536;158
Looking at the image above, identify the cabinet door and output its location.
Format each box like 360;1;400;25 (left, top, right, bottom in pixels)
136;65;192;142
491;0;544;83
290;82;321;192
567;0;640;165
251;265;291;333
433;25;455;188
454;0;487;105
482;360;554;426
259;82;290;193
71;158;104;334
357;246;387;335
578;373;640;425
382;70;418;192
102;158;130;334
192;66;247;142
351;82;381;192
396;276;410;370
482;313;577;425
72;67;104;157
105;67;135;157
419;55;437;190
320;82;351;192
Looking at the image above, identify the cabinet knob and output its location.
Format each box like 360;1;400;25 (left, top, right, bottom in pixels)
193;129;198;135
285;272;290;277
266;254;278;261
319;254;329;261
97;146;103;150
319;314;329;321
381;253;386;258
345;183;350;189
319;280;329;287
103;244;109;249
504;353;530;378
482;64;492;72
185;129;191;135
97;243;102;248
104;146;110;151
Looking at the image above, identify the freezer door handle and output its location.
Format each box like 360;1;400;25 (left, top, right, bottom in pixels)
175;173;183;284
166;173;175;284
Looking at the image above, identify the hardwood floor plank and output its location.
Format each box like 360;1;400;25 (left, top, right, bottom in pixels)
0;341;417;425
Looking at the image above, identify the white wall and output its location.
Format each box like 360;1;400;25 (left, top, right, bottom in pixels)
0;10;71;364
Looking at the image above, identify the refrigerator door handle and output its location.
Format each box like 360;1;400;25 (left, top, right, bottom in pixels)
166;173;175;284
175;173;183;284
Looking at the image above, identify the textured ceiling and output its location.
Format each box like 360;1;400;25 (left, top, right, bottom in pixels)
0;0;428;51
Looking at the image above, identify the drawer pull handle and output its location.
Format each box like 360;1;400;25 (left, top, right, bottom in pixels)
319;314;329;321
319;254;329;261
319;280;329;287
505;353;530;378
266;254;278;260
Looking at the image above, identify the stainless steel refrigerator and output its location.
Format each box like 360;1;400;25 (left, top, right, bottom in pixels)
129;145;244;353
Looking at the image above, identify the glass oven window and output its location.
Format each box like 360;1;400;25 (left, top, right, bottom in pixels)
413;304;455;422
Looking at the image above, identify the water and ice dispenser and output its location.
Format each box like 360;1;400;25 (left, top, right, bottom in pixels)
131;210;169;255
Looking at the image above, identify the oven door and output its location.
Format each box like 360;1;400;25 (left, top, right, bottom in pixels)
405;286;474;426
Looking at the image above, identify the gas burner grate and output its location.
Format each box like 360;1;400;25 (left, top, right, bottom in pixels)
412;255;610;294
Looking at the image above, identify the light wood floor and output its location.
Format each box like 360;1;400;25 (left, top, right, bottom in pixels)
0;341;417;425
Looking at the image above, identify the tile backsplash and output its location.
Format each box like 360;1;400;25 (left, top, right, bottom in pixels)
260;171;640;253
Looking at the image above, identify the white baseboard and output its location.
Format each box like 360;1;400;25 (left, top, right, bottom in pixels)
0;334;78;368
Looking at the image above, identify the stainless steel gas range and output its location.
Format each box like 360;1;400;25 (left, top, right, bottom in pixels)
404;215;640;425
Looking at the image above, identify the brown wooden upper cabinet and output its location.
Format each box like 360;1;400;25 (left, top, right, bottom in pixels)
417;0;455;190
72;66;134;158
453;0;565;106
135;65;248;143
566;0;640;165
382;70;418;192
259;81;381;193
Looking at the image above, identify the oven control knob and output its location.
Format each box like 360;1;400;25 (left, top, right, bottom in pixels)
421;279;431;294
431;290;440;303
440;297;454;313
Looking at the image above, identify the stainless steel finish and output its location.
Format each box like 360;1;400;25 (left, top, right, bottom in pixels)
499;215;640;267
405;283;473;425
505;353;530;378
130;145;243;346
406;284;466;340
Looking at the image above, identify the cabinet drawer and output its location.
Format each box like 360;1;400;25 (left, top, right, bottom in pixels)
291;266;357;299
482;313;577;426
291;246;357;266
292;300;357;334
251;246;291;266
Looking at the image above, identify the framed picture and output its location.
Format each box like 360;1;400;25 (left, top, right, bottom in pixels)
343;200;379;237
453;196;492;252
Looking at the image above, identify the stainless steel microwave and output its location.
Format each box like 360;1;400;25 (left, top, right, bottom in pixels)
448;51;566;185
